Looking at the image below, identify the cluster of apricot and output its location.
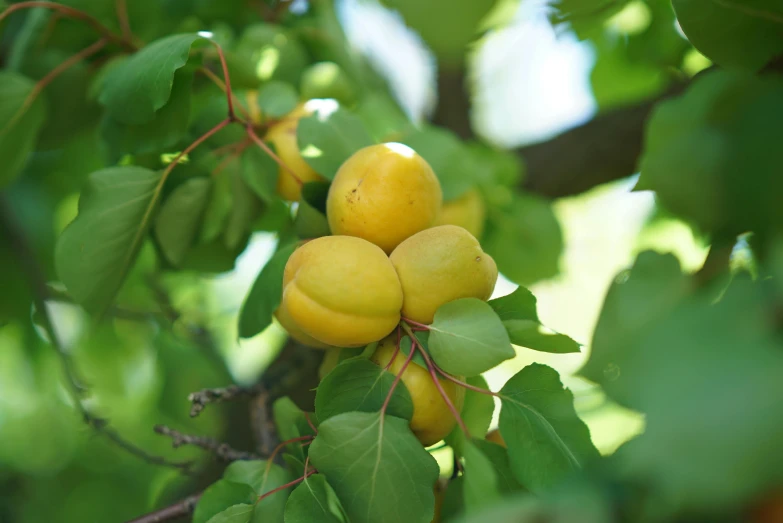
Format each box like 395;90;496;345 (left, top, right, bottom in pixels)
266;104;498;446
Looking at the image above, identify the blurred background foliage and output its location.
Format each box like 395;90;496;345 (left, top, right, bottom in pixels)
0;0;770;521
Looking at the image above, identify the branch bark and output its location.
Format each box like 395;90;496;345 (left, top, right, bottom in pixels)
154;425;259;461
124;493;201;523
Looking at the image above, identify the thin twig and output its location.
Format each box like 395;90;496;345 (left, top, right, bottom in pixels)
188;383;264;418
154;425;259;461
384;326;402;371
0;196;193;473
196;66;251;121
250;388;278;456
206;41;238;121
257;469;316;503
401;317;430;330
115;0;132;43
0;2;133;49
1;38;108;135
381;340;416;414
124;493;201;523
246;124;303;185
414;340;471;439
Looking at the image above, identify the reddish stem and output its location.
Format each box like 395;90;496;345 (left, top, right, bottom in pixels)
264;435;313;466
415;343;471;439
303;412;318;434
1;38;108;135
0;2;133;49
206;41;237;121
161;118;231;178
115;0;132;43
197;67;251;121
246;125;303;185
435;368;500;397
257;469;316;503
383;326;402;371
380;341;416;415
402;317;430;330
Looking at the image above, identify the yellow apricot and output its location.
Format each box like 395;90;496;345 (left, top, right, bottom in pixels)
264;103;325;201
434;188;486;239
486;428;506;448
371;336;465;446
326;143;442;253
274;299;332;349
281;235;403;347
390;225;498;324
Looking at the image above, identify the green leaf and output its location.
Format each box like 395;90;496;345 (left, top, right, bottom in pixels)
315;358;414;422
101;67;194;160
194;480;256;523
224;171;261;251
483;193;563;286
284;474;349;523
308;412;440;523
0;72;47;187
472;440;525;494
241;143;278;204
256;81;299;118
499;364;599;492
637;71;783;237
489;287;581;354
580;251;689;408
611;279;783;514
428;298;514;377
295;181;331;239
205;504;253;523
272;397;312;462
401;127;476;200
55;167;162;314
154;177;212;266
100;33;204;124
462;440;501;513
549;0;630;37
673;0;783;71
445;375;494;455
238;243;296;338
223;460;291;522
355;93;413;142
297;107;374;180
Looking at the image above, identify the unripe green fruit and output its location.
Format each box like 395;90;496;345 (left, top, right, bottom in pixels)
300;62;356;106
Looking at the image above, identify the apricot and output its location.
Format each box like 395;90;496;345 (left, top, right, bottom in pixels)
371;336;465;446
264;103;325;201
326;143;442;253
280;235;403;347
390;225;498;324
486;428;506;447
274;300;331;349
434;188;486;239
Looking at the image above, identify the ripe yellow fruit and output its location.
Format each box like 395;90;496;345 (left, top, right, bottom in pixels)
264;103;325;201
390;225;498;324
275;300;331;349
434;188;486;239
280;236;403;347
371;336;465;446
326;143;443;253
486;428;506;447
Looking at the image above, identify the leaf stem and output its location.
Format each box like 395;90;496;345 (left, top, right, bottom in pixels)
0;2;134;49
256;469;316;503
197;67;251;120
206;41;238;122
415;342;471;439
383;325;402;371
402;317;430;330
115;0;133;43
381;340;416;415
245;124;303;185
435;369;500;397
303;412;318;434
1;37;108;136
162;118;231;179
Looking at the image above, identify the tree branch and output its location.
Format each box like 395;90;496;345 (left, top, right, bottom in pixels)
124;493;201;523
0;195;193;474
154;425;259;461
188;383;264;418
